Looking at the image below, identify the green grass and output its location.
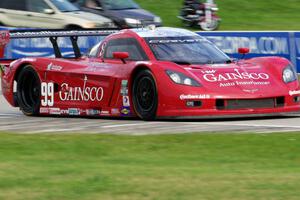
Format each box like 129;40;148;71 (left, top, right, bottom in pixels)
135;0;300;30
1;132;300;200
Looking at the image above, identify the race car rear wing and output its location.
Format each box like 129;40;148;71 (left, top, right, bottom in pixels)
0;28;119;59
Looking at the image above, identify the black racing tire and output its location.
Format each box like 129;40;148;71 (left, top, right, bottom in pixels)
132;70;158;121
16;66;41;116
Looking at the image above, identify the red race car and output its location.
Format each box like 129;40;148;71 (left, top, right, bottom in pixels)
0;27;299;120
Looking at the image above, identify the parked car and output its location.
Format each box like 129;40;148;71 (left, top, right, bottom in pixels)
0;0;116;29
69;0;162;28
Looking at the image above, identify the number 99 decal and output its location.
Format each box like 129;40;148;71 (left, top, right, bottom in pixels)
41;82;54;106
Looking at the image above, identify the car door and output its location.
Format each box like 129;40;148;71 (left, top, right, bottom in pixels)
0;0;30;27
25;0;64;29
100;37;149;106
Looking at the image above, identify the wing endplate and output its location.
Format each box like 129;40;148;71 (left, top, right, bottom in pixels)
0;31;10;58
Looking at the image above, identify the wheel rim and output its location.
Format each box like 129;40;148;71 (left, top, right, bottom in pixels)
136;76;155;112
20;71;40;109
201;20;218;31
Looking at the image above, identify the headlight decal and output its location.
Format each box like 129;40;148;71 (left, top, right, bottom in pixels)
166;70;201;87
282;65;297;83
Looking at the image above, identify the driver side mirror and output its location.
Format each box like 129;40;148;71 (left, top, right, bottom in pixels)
238;48;250;59
113;52;129;64
238;48;250;54
43;9;55;15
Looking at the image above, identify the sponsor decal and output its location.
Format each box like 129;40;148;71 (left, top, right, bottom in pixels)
100;110;110;116
99;42;107;57
123;96;130;106
180;94;210;100
39;107;49;114
59;75;104;102
201;69;271;87
86;109;100;116
219;81;270;87
243;89;259;93
120;88;129;96
111;108;120;115
68;108;81;116
47;63;63;71
49;108;61;115
203;69;270;82
121;80;128;87
289;90;300;96
60;109;69;115
120;106;130;116
201;69;217;74
120;80;129;95
149;38;207;44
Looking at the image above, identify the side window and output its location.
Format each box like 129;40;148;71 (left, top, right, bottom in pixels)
104;38;148;61
85;0;101;8
88;42;102;58
0;0;26;10
27;0;51;13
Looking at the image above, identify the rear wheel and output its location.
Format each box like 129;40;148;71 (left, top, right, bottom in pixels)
16;66;41;116
132;70;158;120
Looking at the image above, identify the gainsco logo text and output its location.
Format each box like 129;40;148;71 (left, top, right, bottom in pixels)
203;69;269;82
59;76;104;102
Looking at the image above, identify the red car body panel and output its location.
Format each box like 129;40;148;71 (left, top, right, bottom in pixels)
0;28;299;119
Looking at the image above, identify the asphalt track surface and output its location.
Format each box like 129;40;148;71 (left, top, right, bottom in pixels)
1;83;300;134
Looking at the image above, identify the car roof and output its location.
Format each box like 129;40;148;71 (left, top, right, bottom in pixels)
130;27;202;38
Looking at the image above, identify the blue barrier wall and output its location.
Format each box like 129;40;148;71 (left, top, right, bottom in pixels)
1;26;300;73
294;32;300;73
198;31;299;72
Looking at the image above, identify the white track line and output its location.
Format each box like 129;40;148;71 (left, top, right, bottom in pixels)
25;128;84;134
102;122;162;128
0;113;22;117
188;122;300;129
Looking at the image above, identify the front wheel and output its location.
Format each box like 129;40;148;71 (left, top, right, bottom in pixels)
132;70;158;121
16;65;41;116
199;19;219;31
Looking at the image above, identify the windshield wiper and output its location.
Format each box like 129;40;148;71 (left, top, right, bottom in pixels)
172;61;191;65
205;60;232;64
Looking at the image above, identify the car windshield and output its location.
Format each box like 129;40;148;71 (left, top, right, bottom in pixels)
146;36;231;65
50;0;80;12
102;0;139;10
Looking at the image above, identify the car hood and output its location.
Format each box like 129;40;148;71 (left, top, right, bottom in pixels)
108;9;156;20
181;61;295;98
64;11;112;23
